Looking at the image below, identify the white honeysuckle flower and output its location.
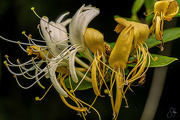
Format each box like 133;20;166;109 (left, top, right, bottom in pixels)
1;12;72;98
39;12;72;97
40;12;71;57
69;4;100;83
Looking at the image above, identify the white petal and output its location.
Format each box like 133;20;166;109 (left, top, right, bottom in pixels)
69;5;100;50
56;12;70;24
69;48;79;83
49;63;68;97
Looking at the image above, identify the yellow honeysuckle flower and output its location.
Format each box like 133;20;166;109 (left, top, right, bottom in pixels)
109;25;134;120
112;18;154;120
114;18;151;86
84;28;109;97
149;0;179;44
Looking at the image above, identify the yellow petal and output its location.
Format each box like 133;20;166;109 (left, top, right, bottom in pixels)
109;25;134;70
164;0;179;21
129;21;149;48
91;59;100;96
155;16;163;41
115;18;149;48
84;28;105;54
154;1;169;16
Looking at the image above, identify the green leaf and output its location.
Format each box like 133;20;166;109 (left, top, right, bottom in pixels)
64;76;92;90
146;27;180;48
114;15;134;21
144;0;155;14
175;0;180;17
131;0;145;15
128;54;178;67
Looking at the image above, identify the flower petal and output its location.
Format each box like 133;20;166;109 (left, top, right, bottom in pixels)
69;5;100;49
49;63;68;97
69;48;79;83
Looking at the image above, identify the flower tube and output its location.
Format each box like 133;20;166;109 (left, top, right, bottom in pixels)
109;25;134;119
114;17;151;88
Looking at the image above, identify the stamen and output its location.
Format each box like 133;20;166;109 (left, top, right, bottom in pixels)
17;41;28;53
31;7;69;35
22;31;45;47
31;7;42;20
13;71;48;89
35;84;53;101
0;35;31;45
73;63;93;92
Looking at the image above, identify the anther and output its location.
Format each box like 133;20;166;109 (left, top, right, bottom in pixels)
31;7;35;11
70;90;74;93
3;61;8;66
17;41;21;44
28;34;32;38
104;89;109;94
22;31;26;35
125;105;129;108
37;24;40;29
5;55;9;58
13;75;17;78
35;96;40;101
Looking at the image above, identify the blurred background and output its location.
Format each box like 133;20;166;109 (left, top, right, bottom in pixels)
0;0;180;120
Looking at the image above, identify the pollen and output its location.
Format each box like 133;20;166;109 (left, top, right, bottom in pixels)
104;89;109;94
31;7;35;11
35;96;40;101
5;55;9;58
3;61;8;66
22;31;26;35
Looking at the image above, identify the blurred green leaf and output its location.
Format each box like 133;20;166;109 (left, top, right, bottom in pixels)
175;0;180;17
145;14;154;25
128;54;178;67
146;27;180;48
114;15;134;21
131;0;145;15
144;0;155;14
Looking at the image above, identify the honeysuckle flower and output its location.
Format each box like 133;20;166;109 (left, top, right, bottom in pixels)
114;17;151;88
39;13;72;97
69;4;100;83
1;7;100;119
109;25;134;119
1;11;73;98
149;0;179;45
84;28;109;96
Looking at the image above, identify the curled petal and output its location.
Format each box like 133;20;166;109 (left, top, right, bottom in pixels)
165;0;179;21
69;48;79;83
49;63;68;97
69;4;100;49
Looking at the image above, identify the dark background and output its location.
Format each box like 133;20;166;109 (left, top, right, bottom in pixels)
0;0;180;120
